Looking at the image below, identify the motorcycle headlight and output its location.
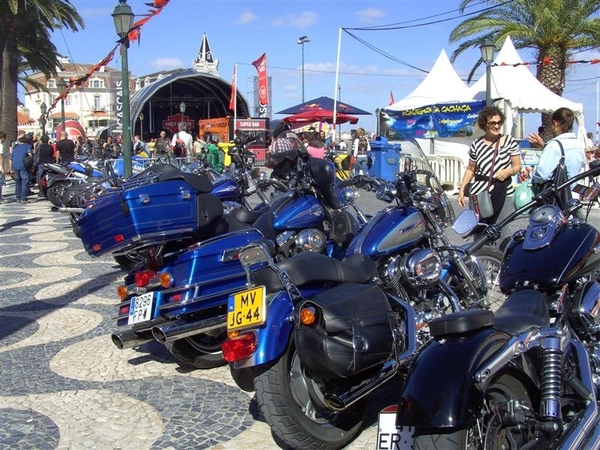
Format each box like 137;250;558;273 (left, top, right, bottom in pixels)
376;184;397;203
339;187;356;205
401;248;442;286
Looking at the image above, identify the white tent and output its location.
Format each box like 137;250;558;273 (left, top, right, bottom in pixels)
469;36;587;144
388;49;474;111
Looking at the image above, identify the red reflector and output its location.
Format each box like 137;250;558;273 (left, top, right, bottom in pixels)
114;234;125;243
92;244;101;252
221;334;257;362
172;294;181;302
135;270;157;287
119;305;129;316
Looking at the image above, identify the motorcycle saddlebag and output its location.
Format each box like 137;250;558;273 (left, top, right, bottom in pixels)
295;282;395;379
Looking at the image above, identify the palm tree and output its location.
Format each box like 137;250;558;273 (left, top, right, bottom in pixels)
0;0;82;167
449;0;600;140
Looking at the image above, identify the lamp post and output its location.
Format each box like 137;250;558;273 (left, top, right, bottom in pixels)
297;36;310;102
479;40;496;107
138;112;144;141
179;102;186;129
112;0;134;178
57;78;67;135
39;102;47;135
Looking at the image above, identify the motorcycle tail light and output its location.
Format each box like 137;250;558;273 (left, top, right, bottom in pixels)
299;307;316;325
114;234;124;243
117;284;128;301
221;333;256;362
135;270;156;287
159;272;173;288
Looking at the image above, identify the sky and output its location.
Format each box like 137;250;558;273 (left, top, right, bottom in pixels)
50;0;600;137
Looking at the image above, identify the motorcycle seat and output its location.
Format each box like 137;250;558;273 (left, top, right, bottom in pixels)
493;290;550;335
253;252;377;293
429;309;494;339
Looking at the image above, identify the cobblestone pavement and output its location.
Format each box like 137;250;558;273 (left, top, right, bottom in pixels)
0;184;391;450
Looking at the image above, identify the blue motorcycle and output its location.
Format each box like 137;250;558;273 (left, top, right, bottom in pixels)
221;149;502;450
109;150;373;369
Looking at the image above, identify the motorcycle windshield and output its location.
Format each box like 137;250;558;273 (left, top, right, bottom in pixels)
399;138;455;225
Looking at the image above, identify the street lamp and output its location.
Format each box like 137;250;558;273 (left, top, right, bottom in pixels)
112;0;134;178
138;112;144;141
39;102;47;135
375;108;381;136
479;40;496;107
297;36;310;102
57;78;67;135
179;102;186;129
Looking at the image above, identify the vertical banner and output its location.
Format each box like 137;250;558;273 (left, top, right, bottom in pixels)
252;53;269;118
229;64;237;111
115;79;123;131
388;91;395;106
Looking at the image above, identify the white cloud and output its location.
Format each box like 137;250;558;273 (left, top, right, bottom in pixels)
148;58;184;71
75;7;113;20
356;8;386;23
272;12;318;28
235;11;258;25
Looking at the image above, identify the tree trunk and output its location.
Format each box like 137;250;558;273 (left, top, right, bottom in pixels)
2;33;18;169
536;47;567;143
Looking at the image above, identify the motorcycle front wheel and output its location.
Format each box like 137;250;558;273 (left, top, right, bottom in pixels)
47;180;70;207
254;338;367;450
473;246;503;311
165;331;227;369
414;374;532;449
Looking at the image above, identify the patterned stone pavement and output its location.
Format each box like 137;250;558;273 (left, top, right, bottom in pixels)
0;185;386;450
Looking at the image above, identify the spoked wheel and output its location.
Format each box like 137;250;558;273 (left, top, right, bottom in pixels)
473;246;503;311
254;338;367;450
414;374;533;450
165;330;227;369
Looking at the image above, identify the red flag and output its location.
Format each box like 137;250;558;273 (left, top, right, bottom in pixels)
229;65;237;111
252;53;269;117
388;91;395;106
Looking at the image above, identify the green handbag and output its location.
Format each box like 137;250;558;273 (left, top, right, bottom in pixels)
513;182;534;210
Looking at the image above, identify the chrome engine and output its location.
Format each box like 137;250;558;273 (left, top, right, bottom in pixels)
275;228;328;260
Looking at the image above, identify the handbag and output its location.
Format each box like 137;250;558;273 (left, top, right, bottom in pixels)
23;153;34;169
513;182;534;210
532;140;571;207
469;137;500;219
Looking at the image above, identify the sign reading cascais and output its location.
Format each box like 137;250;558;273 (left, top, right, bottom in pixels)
383;100;486;140
162;113;194;133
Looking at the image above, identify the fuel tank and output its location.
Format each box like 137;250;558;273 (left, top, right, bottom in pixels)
211;177;240;202
271;194;325;230
501;223;600;293
346;205;426;257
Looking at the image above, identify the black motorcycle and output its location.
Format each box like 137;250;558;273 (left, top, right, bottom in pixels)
393;163;600;449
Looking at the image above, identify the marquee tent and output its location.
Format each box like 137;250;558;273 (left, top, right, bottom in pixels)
469;35;587;144
388;49;474;111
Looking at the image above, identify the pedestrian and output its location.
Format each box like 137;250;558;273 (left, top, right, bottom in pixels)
35;134;54;197
528;107;585;196
351;127;370;175
458;106;522;241
193;135;204;159
155;130;171;160
55;131;76;165
171;124;193;159
269;122;295;154
0;131;6;203
133;135;148;157
202;133;223;174
9;133;34;203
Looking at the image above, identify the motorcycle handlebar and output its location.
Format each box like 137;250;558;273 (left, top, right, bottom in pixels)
467;163;600;253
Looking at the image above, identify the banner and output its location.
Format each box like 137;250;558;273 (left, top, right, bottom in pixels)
388;91;395;106
252;53;269;118
383;100;485;140
229;64;237;111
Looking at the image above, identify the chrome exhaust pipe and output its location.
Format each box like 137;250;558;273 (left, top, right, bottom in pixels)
111;329;154;349
151;314;228;344
56;207;85;214
324;359;399;411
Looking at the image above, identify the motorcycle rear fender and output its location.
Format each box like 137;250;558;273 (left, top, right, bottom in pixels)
395;327;509;429
47;173;68;187
232;290;294;369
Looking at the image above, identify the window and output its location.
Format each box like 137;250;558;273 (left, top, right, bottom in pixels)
93;95;102;110
48;79;56;89
89;78;104;89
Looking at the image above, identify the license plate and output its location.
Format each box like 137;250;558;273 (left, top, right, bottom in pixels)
227;286;266;332
128;292;154;325
377;406;415;449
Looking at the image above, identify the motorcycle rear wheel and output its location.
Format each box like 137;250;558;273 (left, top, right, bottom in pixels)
414;374;532;449
165;332;227;369
254;339;367;450
47;180;70;207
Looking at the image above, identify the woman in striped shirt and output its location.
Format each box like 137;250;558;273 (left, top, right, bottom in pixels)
458;106;522;229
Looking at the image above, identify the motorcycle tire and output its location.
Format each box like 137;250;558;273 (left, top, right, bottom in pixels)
472;246;503;312
47;180;70;207
254;338;367;450
165;333;227;369
413;374;532;449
